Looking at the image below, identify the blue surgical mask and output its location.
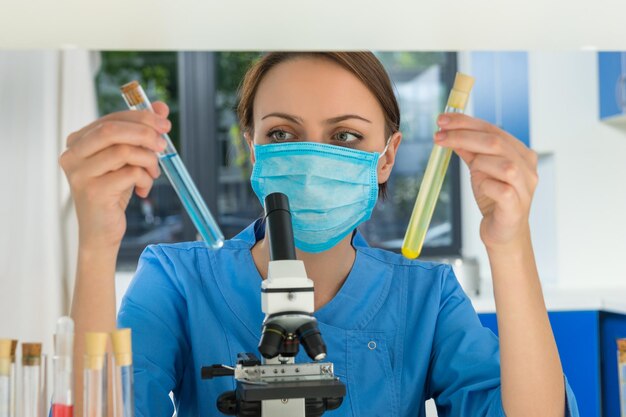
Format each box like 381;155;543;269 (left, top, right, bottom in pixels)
250;139;391;253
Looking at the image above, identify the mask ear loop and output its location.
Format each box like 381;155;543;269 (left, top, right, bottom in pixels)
380;135;393;157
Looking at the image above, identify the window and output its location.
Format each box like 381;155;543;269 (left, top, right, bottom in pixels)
214;52;264;238
95;52;182;266
361;52;461;256
95;51;460;268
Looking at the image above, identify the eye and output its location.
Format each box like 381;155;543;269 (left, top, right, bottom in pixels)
333;130;363;144
267;129;296;142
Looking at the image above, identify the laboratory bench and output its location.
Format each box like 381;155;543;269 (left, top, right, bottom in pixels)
470;288;626;417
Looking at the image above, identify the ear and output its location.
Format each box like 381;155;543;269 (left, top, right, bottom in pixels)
244;131;256;164
377;131;402;184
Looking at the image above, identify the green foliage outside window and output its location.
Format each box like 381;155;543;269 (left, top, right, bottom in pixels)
215;52;261;180
95;51;180;149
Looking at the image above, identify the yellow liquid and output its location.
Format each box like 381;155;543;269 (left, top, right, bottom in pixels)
401;143;453;259
400;72;474;259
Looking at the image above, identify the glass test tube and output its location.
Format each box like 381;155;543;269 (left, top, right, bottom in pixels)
21;343;43;417
52;317;74;417
8;341;16;417
401;72;475;259
618;339;626;417
0;340;12;417
111;329;133;417
84;333;107;417
120;81;225;249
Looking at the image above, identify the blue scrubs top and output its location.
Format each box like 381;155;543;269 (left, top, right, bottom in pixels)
118;218;579;417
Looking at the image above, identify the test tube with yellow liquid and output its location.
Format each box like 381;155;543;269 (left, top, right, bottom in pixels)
401;72;474;259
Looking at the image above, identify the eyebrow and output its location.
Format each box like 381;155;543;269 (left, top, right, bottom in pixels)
261;112;372;125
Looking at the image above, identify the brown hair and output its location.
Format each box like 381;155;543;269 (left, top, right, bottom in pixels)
237;52;400;199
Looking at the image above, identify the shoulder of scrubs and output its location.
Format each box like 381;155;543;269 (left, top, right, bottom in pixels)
117;241;201;417
116;220;267;417
352;229;579;417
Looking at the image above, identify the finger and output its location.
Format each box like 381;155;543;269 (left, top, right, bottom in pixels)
477;177;521;212
69;120;168;159
135;185;153;199
97;165;155;198
448;130;537;175
469;154;533;199
437;112;532;158
453;148;476;166
437;112;500;135
438;129;538;181
81;145;161;179
435;129;520;159
67;108;170;147
152;101;170;118
444;129;538;189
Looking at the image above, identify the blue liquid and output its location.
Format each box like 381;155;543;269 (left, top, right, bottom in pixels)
159;153;224;248
118;365;134;417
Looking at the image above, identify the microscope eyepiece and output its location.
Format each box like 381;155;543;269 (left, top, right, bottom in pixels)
264;192;296;261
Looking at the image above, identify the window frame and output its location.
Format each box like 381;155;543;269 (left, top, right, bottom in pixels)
177;52;220;242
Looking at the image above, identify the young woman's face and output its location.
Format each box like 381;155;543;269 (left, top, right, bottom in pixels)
246;56;400;182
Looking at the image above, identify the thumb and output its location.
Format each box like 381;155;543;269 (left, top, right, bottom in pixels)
152;101;170;118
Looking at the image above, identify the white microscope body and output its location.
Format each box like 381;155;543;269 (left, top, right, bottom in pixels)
203;193;345;417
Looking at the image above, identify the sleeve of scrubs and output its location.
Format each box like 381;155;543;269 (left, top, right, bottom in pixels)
117;245;191;417
426;265;580;417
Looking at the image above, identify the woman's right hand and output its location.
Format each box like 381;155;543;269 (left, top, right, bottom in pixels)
59;101;171;252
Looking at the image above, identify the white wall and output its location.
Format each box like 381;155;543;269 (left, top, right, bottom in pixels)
460;51;626;292
2;0;626;50
0;50;96;347
0;51;64;348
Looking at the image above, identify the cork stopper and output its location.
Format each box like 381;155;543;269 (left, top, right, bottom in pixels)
10;340;17;363
111;329;133;367
453;72;475;92
0;340;11;375
120;81;146;107
446;72;475;110
618;339;626;363
22;343;42;366
85;332;108;370
0;340;11;359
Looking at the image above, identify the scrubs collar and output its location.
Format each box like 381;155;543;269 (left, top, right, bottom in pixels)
218;218;390;331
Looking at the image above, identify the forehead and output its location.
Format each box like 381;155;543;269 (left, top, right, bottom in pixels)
253;57;385;124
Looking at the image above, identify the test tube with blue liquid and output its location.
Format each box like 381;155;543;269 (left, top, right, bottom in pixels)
120;81;224;249
111;329;134;417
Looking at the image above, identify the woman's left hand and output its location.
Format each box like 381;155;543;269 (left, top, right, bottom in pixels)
434;113;538;251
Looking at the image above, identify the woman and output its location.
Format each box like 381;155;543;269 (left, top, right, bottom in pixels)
60;52;579;416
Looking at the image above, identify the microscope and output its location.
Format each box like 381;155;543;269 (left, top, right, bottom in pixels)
202;193;346;417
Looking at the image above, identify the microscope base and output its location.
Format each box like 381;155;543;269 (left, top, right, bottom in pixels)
262;398;305;416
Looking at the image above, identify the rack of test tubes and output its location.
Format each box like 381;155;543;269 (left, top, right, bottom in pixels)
1;317;135;417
